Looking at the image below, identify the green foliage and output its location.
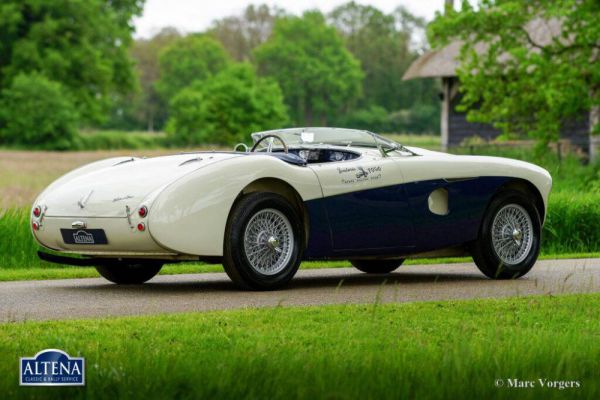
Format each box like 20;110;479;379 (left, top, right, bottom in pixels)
166;64;288;145
1;296;600;398
0;0;143;124
0;73;78;149
0;208;39;269
428;0;600;143
254;11;364;125
156;35;231;102
545;192;600;253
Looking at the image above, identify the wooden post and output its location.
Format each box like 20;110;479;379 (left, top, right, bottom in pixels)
441;77;450;152
440;0;453;153
590;86;599;163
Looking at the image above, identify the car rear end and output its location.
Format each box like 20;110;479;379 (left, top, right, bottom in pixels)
30;153;240;262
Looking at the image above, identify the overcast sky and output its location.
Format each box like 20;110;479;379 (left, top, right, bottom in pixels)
133;0;450;39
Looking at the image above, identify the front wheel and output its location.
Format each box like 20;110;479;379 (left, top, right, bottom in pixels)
471;190;541;279
95;262;163;284
223;192;304;290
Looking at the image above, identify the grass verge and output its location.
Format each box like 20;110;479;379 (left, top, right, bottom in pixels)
1;293;598;399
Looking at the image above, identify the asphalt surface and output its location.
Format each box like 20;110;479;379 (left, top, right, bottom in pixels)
1;258;599;322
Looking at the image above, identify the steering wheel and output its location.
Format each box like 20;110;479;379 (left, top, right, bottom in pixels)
250;134;288;154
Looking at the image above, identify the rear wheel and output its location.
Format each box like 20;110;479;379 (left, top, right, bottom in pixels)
95;262;163;284
223;192;304;290
350;259;404;274
471;190;541;279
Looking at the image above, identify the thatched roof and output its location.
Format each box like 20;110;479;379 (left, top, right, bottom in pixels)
403;18;562;80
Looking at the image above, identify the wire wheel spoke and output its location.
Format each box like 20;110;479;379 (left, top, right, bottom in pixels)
491;204;533;265
243;208;294;276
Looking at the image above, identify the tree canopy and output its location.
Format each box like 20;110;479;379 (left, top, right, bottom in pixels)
254;11;364;126
329;3;433;112
155;35;231;102
0;0;144;123
428;0;600;143
209;4;285;62
0;73;78;149
166;64;288;145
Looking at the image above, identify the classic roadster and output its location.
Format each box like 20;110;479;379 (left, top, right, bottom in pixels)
31;128;552;290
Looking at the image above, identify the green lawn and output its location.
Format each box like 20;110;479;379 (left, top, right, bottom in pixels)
1;252;597;282
1;293;598;399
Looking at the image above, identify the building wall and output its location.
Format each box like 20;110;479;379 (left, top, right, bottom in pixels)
447;79;590;150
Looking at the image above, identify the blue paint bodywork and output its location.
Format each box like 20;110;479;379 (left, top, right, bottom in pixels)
303;176;510;259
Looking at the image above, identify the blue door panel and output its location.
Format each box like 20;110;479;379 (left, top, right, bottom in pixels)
304;176;510;259
304;185;415;258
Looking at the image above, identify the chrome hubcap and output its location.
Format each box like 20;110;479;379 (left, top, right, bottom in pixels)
491;204;533;265
243;209;294;275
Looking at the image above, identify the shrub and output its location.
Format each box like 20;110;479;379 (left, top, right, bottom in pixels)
166;64;288;146
0;73;79;150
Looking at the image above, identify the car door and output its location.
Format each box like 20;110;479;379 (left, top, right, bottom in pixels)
308;149;416;256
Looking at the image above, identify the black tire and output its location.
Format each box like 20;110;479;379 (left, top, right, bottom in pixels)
350;259;404;274
95;261;163;284
223;192;304;290
471;190;541;279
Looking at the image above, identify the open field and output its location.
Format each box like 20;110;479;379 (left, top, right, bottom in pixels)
1;293;598;399
0;149;180;209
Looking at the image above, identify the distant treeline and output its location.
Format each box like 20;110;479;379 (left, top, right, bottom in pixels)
0;2;439;149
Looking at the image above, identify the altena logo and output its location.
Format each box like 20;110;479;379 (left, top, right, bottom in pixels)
20;349;85;386
73;230;94;244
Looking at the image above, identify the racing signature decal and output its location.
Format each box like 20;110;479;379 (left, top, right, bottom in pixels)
337;165;382;184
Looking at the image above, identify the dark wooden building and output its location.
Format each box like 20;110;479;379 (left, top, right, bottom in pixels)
402;19;594;157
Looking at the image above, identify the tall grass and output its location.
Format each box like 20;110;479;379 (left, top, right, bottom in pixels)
544;192;600;253
0;209;44;269
2;192;599;269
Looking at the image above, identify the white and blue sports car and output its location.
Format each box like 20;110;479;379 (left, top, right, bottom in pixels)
31;128;552;290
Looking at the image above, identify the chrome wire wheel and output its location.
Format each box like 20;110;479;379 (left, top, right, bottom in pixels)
243;208;294;276
491;203;534;265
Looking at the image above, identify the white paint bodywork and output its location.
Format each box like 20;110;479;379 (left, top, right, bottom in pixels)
31;144;552;259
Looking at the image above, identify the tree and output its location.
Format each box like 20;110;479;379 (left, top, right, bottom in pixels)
129;27;181;131
329;2;413;111
428;0;600;149
0;0;143;124
0;73;78;149
166;64;288;146
254;11;363;125
209;4;286;61
155;35;231;102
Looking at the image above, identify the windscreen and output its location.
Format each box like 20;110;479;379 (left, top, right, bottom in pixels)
251;128;398;151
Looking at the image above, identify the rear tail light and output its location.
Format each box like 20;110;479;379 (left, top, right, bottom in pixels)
137;223;146;232
138;206;148;218
32;221;40;231
33;206;41;218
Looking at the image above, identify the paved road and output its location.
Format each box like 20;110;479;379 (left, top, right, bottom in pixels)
1;258;599;322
